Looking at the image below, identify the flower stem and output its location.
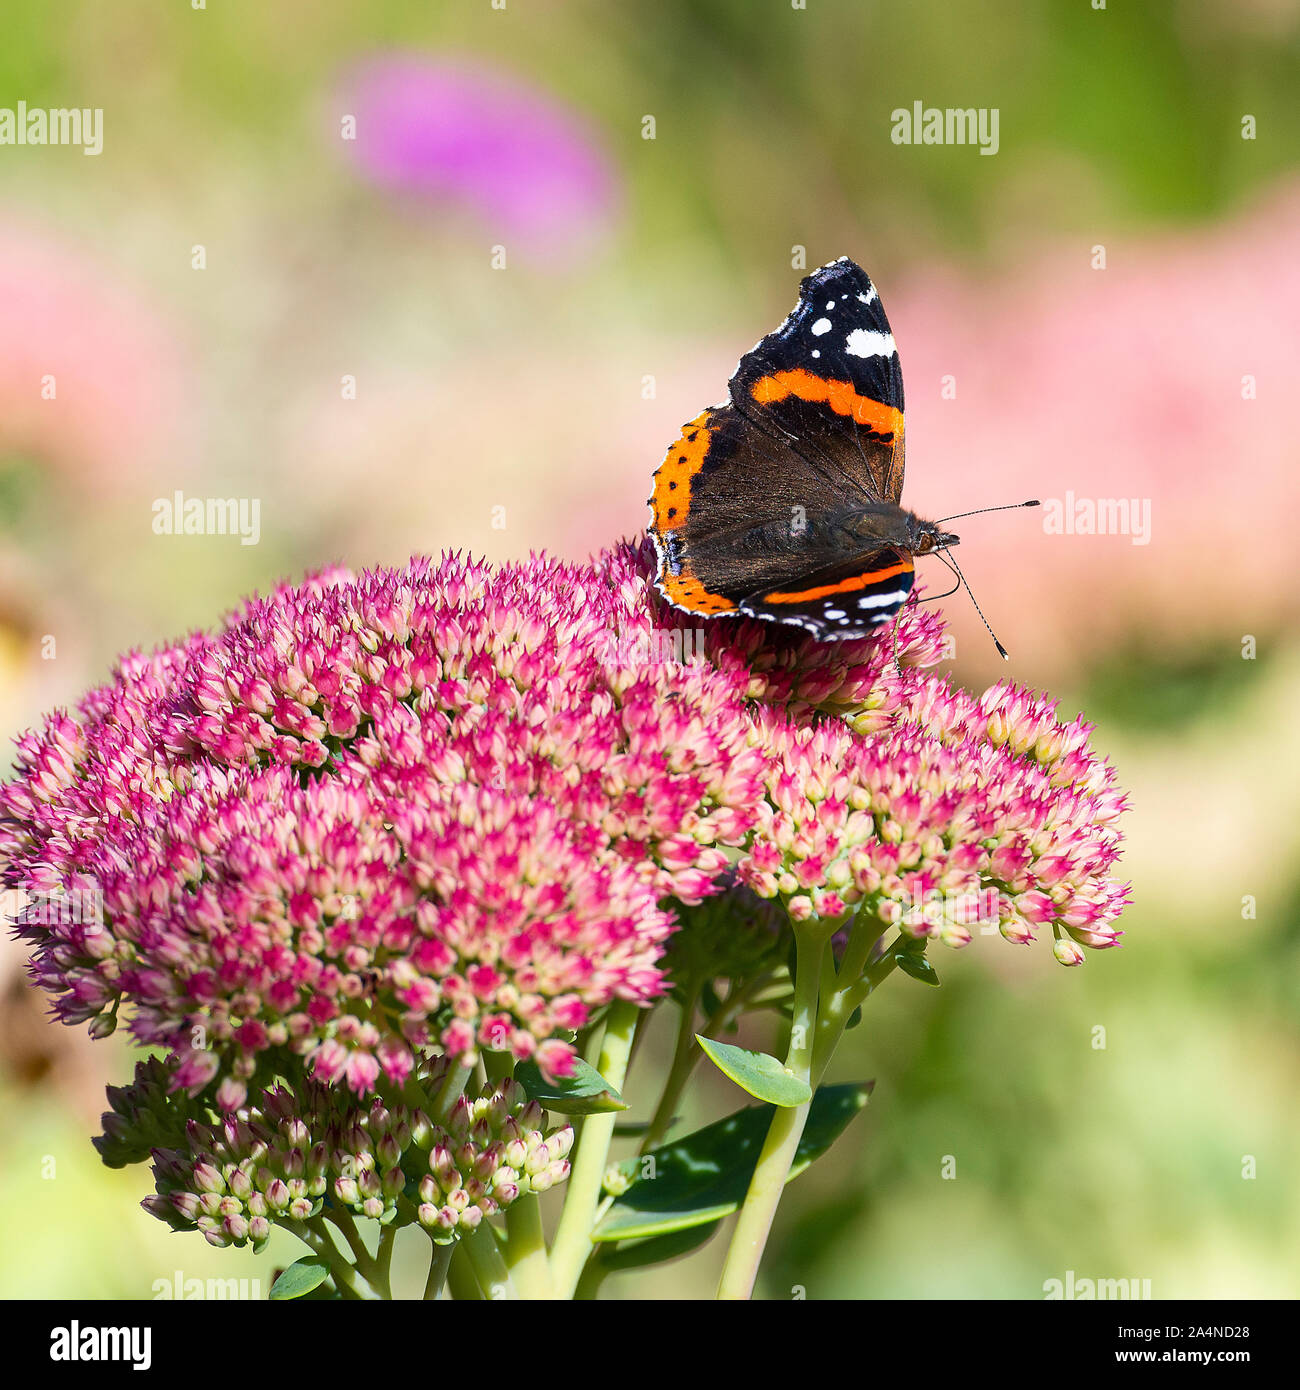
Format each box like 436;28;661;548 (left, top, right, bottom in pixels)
805;929;898;1084
716;927;827;1300
287;1217;383;1301
835;904;883;990
324;1206;382;1286
548;998;640;1297
574;1246;611;1300
446;1242;481;1300
460;1224;518;1300
638;989;701;1154
502;1196;554;1299
374;1224;397;1299
483;1049;515;1083
423;1238;455;1300
433;1063;474;1120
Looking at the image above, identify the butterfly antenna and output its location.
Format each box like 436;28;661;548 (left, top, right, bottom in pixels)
943;548;1011;660
935;499;1039;525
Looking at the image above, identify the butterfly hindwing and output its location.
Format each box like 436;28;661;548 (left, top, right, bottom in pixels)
649;405;866;615
739;548;916;641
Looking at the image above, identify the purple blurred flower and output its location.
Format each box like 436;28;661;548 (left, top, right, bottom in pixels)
338;56;620;259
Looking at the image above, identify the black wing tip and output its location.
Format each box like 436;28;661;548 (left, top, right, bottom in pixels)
806;254;870;285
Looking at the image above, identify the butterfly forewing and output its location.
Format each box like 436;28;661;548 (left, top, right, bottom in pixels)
728;257;905;506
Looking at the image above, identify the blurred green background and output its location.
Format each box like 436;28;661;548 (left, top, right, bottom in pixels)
1;0;1297;1299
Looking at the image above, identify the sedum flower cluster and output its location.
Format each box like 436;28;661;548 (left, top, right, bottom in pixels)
2;540;1129;1253
104;1056;571;1252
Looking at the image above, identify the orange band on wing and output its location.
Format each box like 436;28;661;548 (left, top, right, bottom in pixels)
763;558;912;604
750;370;903;438
650;410;714;533
658;565;737;614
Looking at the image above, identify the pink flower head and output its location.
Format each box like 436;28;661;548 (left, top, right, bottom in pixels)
3;547;762;1094
3;541;1130;1107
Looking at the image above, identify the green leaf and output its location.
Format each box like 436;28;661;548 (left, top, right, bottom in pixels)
592;1081;873;1242
598;1221;722;1272
514;1057;628;1114
268;1258;331;1301
695;1035;812;1107
895;949;940;986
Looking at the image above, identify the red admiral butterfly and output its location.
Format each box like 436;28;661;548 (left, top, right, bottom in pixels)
648;256;1034;651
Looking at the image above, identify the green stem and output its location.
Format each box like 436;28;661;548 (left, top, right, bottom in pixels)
548;999;640;1297
434;1063;474;1119
813;934;901;1084
460;1224;518;1300
818;935;840;1013
423;1239;455;1300
638;989;702;1155
286;1217;383;1301
502;1196;554;1299
574;1246;611;1300
324;1206;381;1285
400;1072;437;1116
446;1241;481;1300
716;928;827;1300
477;1048;556;1298
483;1050;515;1083
623;1001;652;1078
374;1224;397;1299
835;904;884;991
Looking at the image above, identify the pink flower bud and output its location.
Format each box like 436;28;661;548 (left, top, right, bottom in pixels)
1053;937;1086;967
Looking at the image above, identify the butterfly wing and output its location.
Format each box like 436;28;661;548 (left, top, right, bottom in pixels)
729;256;906;506
649;405;858;615
648;257;907;620
740;548;915;641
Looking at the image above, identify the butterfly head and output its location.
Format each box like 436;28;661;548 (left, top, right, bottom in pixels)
908;516;960;557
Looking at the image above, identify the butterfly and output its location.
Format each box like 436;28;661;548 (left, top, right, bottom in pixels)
648;256;1030;648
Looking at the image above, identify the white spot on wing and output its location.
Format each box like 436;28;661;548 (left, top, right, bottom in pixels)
811;318;831;336
857;589;907;609
845;328;895;358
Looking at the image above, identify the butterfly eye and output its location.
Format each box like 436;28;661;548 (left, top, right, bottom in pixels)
917;533;933;553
